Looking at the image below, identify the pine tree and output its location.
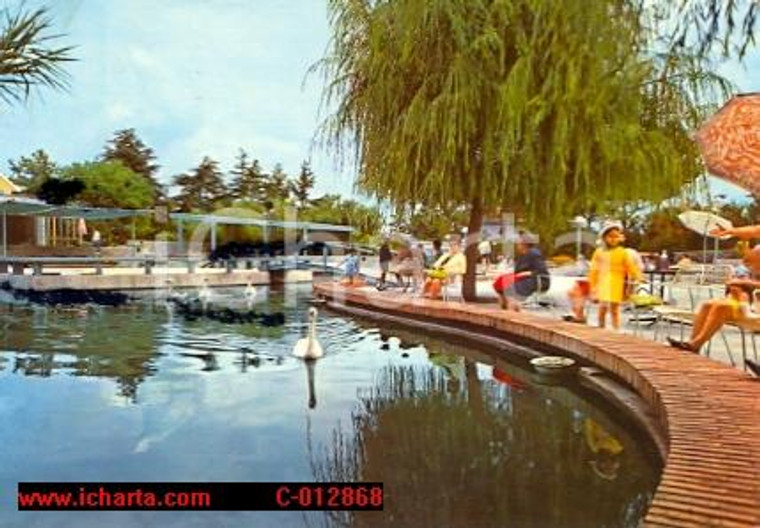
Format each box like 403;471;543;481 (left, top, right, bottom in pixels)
7;149;58;193
264;163;290;202
230;149;266;203
289;160;316;208
102;128;162;196
173;157;227;212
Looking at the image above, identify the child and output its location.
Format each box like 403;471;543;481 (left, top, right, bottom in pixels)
588;221;643;330
339;249;361;286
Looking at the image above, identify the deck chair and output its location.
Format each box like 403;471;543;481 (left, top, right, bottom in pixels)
652;267;709;341
724;290;760;371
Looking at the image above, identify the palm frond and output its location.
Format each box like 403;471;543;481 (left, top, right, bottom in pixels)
0;7;75;107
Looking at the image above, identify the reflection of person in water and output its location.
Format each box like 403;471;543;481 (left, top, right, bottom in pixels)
428;352;465;394
585;418;623;481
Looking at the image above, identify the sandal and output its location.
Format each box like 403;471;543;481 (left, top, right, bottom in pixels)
562;314;587;324
666;337;698;353
746;359;760;378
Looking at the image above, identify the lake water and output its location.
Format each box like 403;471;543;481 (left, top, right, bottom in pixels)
0;286;661;527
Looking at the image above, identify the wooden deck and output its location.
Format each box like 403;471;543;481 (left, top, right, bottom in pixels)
314;283;760;528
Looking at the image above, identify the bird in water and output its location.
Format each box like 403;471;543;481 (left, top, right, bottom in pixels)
244;282;257;309
292;307;324;359
198;279;212;311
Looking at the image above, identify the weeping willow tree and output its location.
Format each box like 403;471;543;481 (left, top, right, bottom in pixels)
316;0;731;299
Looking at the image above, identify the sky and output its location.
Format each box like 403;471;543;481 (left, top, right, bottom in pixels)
0;0;354;197
0;0;759;203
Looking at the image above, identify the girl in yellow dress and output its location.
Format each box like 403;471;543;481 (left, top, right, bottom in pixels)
588;222;643;330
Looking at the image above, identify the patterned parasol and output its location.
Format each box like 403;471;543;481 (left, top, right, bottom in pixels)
695;93;760;195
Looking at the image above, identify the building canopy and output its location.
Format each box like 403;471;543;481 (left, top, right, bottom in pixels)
0;196;353;231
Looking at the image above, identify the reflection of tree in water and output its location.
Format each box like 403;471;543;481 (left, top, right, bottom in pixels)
2;306;160;402
313;362;658;528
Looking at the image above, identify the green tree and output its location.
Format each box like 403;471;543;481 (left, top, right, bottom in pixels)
289;160;316;209
59;161;155;209
318;0;727;299
173;157;227;212
102;128;162;195
263;163;290;203
301;194;382;243
7;149;58;193
230;149;266;203
392;203;469;242
0;6;74;106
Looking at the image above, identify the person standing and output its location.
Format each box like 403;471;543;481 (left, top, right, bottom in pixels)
432;239;443;262
92;230;102;253
588;221;643;330
378;240;392;289
478;238;492;274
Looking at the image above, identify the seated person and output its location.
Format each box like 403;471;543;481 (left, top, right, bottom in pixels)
338;249;362;286
392;242;424;291
668;245;760;352
493;234;549;311
422;239;466;299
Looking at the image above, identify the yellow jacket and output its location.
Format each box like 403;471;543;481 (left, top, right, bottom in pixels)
588;246;642;303
434;251;467;276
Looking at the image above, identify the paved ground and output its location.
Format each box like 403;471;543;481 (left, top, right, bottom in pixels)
354;265;756;373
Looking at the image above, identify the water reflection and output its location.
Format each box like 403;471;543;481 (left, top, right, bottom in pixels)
0;297;290;402
313;361;659;528
0;293;660;527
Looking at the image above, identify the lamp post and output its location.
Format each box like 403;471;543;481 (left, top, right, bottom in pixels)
570;216;587;259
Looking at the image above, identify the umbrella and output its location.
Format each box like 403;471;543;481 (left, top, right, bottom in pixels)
678;210;732;263
695;93;760;195
677;210;732;237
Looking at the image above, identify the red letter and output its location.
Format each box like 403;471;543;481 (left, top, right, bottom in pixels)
276;486;291;508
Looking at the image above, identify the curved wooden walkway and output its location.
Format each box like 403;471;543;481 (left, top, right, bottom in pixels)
314;283;760;528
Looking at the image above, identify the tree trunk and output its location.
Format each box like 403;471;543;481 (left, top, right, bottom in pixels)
462;197;484;301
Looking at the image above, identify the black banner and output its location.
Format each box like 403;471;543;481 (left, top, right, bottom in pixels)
18;482;384;511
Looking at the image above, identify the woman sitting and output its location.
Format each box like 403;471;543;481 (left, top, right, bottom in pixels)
668;245;760;352
422;239;466;299
392;242;424;291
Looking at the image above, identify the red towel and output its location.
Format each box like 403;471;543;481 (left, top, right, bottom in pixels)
493;272;518;293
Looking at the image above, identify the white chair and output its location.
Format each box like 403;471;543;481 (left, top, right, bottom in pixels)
442;273;464;302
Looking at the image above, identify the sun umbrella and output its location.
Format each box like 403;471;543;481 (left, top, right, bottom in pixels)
695;93;760;195
678;210;732;263
677;210;732;237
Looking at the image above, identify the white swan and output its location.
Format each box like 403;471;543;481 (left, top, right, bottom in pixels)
198;279;212;311
293;307;324;359
244;282;257;309
163;279;175;314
